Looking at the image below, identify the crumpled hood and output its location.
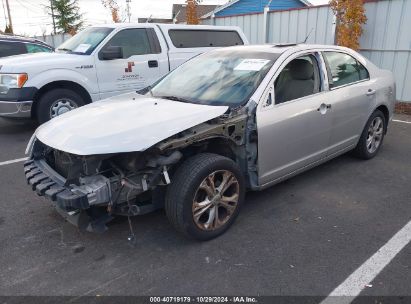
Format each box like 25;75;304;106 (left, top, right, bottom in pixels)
35;93;228;155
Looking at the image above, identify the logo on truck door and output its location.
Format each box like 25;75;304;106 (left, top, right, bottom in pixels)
125;62;135;73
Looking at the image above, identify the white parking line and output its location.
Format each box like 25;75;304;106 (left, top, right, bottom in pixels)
0;157;27;166
320;220;411;304
393;119;411;124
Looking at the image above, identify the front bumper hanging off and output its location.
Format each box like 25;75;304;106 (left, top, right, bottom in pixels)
24;159;113;232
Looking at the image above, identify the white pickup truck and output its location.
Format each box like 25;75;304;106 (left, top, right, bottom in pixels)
0;23;248;123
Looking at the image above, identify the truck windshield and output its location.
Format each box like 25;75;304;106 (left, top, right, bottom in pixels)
151;50;279;107
56;27;113;55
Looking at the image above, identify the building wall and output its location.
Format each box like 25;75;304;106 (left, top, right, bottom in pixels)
34;33;71;48
267;5;334;45
203;0;411;103
359;0;411;103
216;0;305;17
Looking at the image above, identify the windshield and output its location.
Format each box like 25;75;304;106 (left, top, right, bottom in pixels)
151;50;279;107
56;27;113;55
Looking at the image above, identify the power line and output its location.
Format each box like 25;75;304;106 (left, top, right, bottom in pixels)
17;0;43;11
15;0;44;14
19;0;45;9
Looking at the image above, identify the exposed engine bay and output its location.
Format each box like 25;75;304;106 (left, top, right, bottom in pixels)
24;107;258;234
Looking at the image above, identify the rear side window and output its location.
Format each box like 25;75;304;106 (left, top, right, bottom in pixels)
26;43;52;53
168;30;244;48
0;41;26;57
323;51;369;89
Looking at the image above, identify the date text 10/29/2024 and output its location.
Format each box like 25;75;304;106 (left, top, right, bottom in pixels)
150;297;258;303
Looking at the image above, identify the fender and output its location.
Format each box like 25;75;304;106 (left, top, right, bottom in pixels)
25;68;99;97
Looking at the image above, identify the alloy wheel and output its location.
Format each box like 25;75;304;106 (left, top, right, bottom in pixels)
192;170;240;231
366;116;384;154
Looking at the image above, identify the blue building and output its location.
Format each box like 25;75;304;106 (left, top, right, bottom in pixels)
205;0;311;18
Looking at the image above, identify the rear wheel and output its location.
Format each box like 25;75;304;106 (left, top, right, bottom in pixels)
36;88;85;124
352;110;386;159
165;153;245;241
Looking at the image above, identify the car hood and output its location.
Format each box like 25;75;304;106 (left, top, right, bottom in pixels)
0;52;88;73
34;93;229;155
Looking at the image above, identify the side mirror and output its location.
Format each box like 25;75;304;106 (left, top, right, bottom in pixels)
100;46;123;60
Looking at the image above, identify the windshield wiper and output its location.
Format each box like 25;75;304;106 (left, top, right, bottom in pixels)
57;48;72;52
158;95;194;104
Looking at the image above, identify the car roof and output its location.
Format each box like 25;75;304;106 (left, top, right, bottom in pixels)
221;43;352;54
89;23;242;31
0;34;53;47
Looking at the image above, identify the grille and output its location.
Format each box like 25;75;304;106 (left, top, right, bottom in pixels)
48;150;73;178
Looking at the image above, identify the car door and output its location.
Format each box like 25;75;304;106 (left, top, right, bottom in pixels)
256;52;333;186
321;51;374;155
95;28;162;99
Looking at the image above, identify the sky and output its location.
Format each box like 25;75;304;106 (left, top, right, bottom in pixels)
0;0;329;37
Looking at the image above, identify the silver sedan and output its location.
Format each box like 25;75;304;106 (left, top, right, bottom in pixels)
24;44;395;240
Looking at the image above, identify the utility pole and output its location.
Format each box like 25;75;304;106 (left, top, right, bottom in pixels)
126;0;131;22
5;0;13;33
50;0;56;34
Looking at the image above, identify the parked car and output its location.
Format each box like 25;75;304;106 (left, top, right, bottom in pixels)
0;23;248;123
0;34;53;58
24;44;395;240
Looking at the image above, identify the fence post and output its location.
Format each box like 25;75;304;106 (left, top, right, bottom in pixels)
211;13;216;26
262;6;269;43
332;14;337;45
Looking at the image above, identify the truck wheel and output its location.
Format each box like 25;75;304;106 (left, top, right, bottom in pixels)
165;153;245;241
36;88;86;124
352;109;386;159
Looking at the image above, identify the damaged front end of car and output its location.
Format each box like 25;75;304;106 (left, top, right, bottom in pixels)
23;107;257;233
24;139;183;232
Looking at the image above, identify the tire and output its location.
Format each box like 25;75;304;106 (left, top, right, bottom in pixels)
165;153;245;241
36;88;86;124
352;110;386;160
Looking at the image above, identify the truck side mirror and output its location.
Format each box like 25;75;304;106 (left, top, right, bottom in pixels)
99;46;123;60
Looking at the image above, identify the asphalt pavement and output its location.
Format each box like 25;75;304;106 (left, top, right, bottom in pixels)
0;116;410;300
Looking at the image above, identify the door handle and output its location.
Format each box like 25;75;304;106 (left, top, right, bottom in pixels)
148;60;158;68
366;89;376;96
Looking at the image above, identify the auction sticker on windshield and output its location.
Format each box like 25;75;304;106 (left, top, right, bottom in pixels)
234;59;271;71
73;44;91;53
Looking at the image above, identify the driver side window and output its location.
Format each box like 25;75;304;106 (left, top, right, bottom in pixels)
103;28;151;58
274;54;322;104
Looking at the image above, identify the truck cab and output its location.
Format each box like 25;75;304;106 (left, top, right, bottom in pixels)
0;23;248;123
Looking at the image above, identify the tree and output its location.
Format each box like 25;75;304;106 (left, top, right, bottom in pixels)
4;24;13;34
330;0;367;50
48;0;83;34
102;0;120;23
186;0;202;25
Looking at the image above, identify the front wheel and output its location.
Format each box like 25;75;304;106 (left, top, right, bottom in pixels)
165;153;245;241
36;88;85;124
352;110;386;159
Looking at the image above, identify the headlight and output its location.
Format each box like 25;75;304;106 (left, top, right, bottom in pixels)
0;73;28;94
25;134;36;156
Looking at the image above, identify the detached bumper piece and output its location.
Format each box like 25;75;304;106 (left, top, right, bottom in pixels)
24;159;89;209
24;159;113;233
